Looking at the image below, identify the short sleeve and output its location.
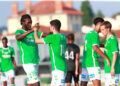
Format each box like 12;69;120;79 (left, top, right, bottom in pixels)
37;31;43;38
111;39;118;53
43;35;54;44
11;47;15;57
75;46;80;53
92;33;99;46
15;30;23;35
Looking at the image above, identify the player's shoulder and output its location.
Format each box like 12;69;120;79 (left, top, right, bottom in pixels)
15;29;26;34
87;30;97;36
8;46;14;50
0;47;2;51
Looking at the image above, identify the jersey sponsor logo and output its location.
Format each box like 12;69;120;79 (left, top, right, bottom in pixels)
89;74;95;78
81;74;86;78
2;55;11;58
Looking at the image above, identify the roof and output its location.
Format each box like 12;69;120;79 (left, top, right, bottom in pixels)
7;25;73;36
18;1;83;16
112;30;120;38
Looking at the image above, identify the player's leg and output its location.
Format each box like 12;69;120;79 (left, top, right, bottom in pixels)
33;64;40;86
3;81;7;86
73;71;79;86
80;68;89;86
105;74;119;86
1;72;8;86
65;71;72;86
23;64;40;86
8;70;15;86
51;69;66;86
92;80;101;86
88;67;101;86
10;77;15;86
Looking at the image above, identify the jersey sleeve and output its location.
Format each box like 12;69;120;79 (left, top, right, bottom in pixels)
37;31;43;38
111;38;118;53
11;47;15;57
76;46;80;53
43;35;54;44
92;33;99;46
15;29;24;35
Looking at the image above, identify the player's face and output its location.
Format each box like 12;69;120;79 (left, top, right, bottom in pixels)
23;18;32;29
96;22;103;33
2;40;7;48
101;25;109;36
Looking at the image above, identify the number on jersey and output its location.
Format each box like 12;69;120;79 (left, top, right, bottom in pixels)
65;51;74;60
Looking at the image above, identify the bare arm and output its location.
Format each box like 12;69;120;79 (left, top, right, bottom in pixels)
75;53;80;77
12;57;17;70
111;52;117;76
34;28;44;44
16;29;34;40
93;45;110;66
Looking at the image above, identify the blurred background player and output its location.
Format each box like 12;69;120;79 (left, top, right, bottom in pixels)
65;33;80;86
15;14;42;86
80;17;110;86
0;37;16;86
34;19;67;86
101;21;120;86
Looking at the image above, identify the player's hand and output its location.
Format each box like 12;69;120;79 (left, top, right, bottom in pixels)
75;70;78;77
111;68;115;76
106;59;110;66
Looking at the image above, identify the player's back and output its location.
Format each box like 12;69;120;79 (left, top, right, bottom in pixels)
65;44;80;71
82;30;100;68
48;34;67;72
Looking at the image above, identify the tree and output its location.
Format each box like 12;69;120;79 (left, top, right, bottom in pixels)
95;10;104;18
112;12;120;18
81;0;94;26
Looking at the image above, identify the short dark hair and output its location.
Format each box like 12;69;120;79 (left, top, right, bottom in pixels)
2;37;8;42
20;14;32;25
67;33;74;41
93;17;104;25
101;21;112;31
50;19;61;32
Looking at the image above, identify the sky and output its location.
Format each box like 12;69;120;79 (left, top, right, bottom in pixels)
0;0;120;28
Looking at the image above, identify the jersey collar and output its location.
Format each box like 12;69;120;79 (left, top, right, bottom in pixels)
2;46;9;49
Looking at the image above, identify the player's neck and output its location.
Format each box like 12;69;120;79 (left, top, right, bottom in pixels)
3;45;8;48
22;26;29;31
106;32;112;39
53;30;59;34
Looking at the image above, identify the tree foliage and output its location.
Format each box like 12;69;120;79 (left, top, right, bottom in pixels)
81;0;94;26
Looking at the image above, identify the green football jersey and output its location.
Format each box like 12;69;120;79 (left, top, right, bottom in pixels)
43;34;67;72
15;29;42;64
82;30;100;68
0;46;15;72
104;35;120;74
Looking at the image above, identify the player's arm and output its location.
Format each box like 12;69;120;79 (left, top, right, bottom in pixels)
12;56;17;70
75;53;80;77
34;27;44;44
16;29;34;40
93;45;110;66
111;52;117;76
